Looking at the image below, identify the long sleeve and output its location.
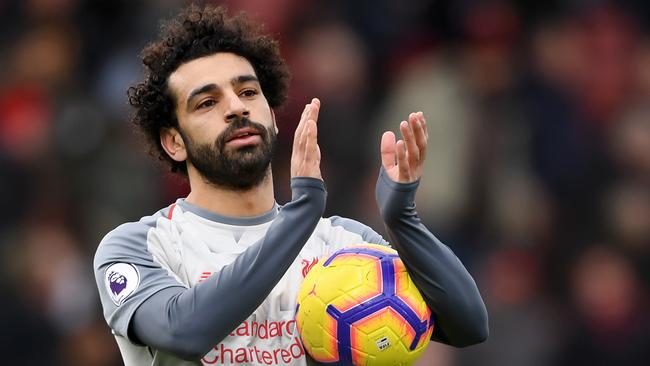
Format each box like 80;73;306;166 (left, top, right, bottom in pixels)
375;168;488;347
127;177;326;360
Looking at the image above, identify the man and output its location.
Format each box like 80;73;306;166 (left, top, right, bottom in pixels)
93;4;488;365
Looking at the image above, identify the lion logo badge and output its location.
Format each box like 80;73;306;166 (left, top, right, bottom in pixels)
105;263;140;306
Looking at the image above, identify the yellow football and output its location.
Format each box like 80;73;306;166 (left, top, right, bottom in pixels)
295;244;434;365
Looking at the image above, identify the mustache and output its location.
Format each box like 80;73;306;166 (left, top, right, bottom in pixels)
219;116;269;144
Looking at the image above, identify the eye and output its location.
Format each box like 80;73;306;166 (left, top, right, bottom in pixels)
197;99;216;109
240;89;258;98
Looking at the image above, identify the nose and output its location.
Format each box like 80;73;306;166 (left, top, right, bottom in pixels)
224;92;250;122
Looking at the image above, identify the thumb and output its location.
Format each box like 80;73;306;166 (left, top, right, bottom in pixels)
380;131;397;171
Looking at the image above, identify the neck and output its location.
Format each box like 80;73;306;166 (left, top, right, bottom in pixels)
185;167;275;217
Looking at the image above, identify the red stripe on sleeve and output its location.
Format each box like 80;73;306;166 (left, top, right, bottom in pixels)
168;203;177;219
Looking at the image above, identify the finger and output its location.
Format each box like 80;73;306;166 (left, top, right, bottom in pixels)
307;119;318;155
303;120;319;176
401;117;420;166
306;98;320;125
296;98;319;151
395;139;410;181
380;131;397;170
300;103;309;121
413;112;427;160
295;104;310;139
303;122;314;166
297;112;311;156
419;111;428;139
293;104;311;153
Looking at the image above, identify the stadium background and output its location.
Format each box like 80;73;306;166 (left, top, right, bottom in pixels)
1;0;649;364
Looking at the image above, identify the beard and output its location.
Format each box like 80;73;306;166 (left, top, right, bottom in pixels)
180;117;277;191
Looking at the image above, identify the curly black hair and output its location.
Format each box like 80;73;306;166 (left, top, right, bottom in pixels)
127;4;290;175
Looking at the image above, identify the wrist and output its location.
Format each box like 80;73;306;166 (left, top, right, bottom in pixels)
378;166;420;192
376;167;419;223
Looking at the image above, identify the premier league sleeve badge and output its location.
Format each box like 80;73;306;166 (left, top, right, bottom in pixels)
105;263;140;306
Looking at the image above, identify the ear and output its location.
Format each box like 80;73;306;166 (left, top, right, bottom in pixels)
271;108;278;134
160;127;187;163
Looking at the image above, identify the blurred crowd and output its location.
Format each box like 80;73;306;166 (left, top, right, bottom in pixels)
1;0;650;365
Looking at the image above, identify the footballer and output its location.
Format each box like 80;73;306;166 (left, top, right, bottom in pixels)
93;4;488;365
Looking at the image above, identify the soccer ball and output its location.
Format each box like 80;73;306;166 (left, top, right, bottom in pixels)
295;244;434;365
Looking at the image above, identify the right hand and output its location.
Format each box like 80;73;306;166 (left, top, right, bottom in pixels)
291;98;322;180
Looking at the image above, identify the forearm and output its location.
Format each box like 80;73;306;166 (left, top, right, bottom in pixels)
376;168;488;347
131;177;326;360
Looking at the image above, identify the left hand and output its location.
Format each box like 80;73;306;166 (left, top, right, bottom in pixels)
380;111;428;183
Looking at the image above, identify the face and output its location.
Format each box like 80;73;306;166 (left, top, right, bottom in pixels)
165;52;277;190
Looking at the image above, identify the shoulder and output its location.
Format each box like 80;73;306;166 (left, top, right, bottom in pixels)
317;216;388;246
92;206;187;338
93;208;169;269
